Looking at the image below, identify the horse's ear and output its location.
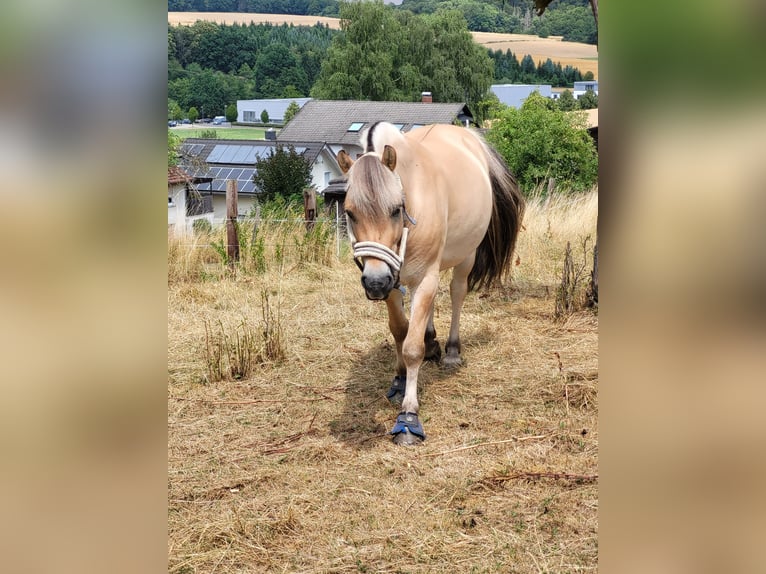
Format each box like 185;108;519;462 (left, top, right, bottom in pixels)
381;145;397;172
337;150;354;174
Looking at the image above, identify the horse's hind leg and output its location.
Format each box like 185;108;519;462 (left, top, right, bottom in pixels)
443;255;475;368
424;302;441;362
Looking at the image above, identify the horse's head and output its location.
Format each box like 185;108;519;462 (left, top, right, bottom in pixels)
338;145;408;301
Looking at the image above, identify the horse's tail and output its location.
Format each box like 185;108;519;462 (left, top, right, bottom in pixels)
467;135;526;291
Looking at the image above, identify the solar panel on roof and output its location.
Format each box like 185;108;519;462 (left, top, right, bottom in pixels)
206;145;228;163
228;168;243;181
219;146;242;164
241;180;256;193
231;146;252;163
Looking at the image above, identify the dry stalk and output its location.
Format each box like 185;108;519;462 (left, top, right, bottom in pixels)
419;435;552;458
484;471;598;484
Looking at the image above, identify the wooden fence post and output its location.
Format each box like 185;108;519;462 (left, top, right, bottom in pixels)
226;179;239;268
303;186;316;232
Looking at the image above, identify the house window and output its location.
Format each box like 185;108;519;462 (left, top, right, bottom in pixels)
243;111;257;122
347;122;365;132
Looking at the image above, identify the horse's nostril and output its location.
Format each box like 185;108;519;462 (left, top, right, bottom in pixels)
362;274;390;290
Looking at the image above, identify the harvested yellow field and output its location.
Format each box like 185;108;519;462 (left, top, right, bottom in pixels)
167;11;342;28
472;32;598;79
167;12;598;78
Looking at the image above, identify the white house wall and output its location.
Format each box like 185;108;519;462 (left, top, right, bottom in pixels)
211;195;256;223
168;183;215;236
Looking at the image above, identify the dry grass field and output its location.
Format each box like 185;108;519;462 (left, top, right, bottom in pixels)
168;190;598;572
167;12;598;80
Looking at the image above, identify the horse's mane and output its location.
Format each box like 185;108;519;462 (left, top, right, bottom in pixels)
346;122;406;220
360;122;406;154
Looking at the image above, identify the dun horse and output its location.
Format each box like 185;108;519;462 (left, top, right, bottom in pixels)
337;122;524;445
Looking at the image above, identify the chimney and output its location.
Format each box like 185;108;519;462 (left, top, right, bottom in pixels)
421;91;432;103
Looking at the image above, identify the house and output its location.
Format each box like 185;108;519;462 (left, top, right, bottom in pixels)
573;81;598;99
178;138;342;222
277;99;474;158
237;97;313;125
490;84;553;108
168;166;214;236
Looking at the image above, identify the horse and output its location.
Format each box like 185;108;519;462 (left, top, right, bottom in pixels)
337;121;525;445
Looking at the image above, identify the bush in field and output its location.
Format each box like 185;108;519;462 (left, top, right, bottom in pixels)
252;145;311;203
487;92;598;194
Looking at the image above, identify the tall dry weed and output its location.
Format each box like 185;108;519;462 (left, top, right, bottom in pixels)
514;189;598;291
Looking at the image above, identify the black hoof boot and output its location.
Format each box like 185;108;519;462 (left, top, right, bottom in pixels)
390;412;426;446
386;375;406;405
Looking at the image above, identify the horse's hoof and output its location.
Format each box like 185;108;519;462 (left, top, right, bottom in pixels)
390;412;426;446
424;341;442;362
386;375;406;405
392;428;423;446
441;355;463;369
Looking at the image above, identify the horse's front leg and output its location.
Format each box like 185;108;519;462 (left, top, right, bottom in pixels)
384;286;408;403
390;273;439;446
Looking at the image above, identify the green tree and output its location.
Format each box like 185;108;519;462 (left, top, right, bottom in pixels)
578;89;598;109
557;89;577;111
283;100;301;124
188;106;199;123
225;103;238;123
252;145;312;203
311;2;492;116
168;130;181;168
168;99;184;121
486;92;597;194
260;109;270;124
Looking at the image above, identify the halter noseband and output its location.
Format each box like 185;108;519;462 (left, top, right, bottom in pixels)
353;227;409;276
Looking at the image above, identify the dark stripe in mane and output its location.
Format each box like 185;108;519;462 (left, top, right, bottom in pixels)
366;121;382;152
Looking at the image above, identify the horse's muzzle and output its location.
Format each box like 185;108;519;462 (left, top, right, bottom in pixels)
361;271;394;300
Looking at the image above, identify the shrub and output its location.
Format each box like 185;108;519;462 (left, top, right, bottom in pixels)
487;92;598;194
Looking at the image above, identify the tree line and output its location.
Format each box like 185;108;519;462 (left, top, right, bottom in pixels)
168;0;340;16
168;0;596;43
168;6;593;120
490;49;593;86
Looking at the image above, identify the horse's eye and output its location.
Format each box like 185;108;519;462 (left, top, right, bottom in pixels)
345;210;356;223
391;207;401;218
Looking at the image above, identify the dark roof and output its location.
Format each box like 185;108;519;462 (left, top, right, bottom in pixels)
178;138;329;195
167;166;212;186
277;100;473;146
321;176;348;201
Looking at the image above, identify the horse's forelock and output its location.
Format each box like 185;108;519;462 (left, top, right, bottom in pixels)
347;154;402;220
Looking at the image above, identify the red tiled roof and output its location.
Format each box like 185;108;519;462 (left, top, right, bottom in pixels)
168;166;191;186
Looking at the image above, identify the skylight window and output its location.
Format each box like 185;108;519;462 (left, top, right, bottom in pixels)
347;122;365;132
391;123;405;131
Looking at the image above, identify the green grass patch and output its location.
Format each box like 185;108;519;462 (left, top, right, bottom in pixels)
175;127;270;140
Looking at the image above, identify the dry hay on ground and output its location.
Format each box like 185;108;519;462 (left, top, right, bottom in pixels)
168;191;598;573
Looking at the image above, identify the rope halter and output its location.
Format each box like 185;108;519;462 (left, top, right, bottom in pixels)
353;227;409;276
